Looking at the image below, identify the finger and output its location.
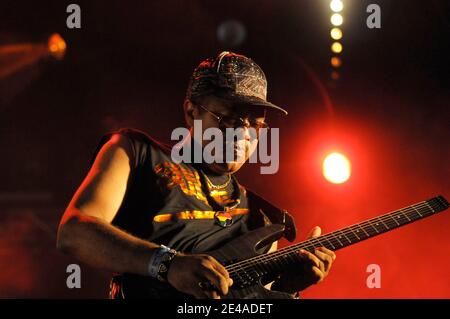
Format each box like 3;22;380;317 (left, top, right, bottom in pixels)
300;249;324;273
307;226;321;239
316;247;336;261
314;249;333;272
311;266;325;283
207;256;231;285
209;257;233;287
314;248;333;266
202;267;229;296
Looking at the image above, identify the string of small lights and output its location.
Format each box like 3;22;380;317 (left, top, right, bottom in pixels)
329;0;344;81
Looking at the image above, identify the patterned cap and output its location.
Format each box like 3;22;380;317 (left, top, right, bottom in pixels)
186;51;288;115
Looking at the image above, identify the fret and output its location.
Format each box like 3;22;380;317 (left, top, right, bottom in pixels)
347;227;361;241
411;206;423;218
299;242;316;253
328;233;344;248
417;204;431;217
375;216;390;231
356;224;370;238
424;202;435;213
319;236;337;250
366;220;381;234
310;237;323;248
404;207;419;220
361;221;378;235
336;229;352;245
358;223;371;237
393;212;408;225
341;231;357;243
399;209;411;222
359;222;377;237
387;213;400;226
363;224;374;236
309;238;323;250
330;233;344;247
314;236;333;247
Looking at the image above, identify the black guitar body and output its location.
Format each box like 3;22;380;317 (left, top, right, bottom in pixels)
119;224;294;299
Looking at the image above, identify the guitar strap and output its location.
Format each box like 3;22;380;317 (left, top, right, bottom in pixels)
246;188;297;242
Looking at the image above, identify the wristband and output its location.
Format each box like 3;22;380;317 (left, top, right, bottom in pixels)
148;245;177;282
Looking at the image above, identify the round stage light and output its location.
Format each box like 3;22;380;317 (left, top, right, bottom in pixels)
330;0;344;13
331;13;343;26
323;152;351;184
331;56;342;67
331;42;343;53
48;33;66;60
330;27;343;40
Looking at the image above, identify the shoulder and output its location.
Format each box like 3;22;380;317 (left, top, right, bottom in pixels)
90;128;170;170
113;128;171;155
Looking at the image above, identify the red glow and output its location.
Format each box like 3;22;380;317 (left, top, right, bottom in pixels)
274;113;450;298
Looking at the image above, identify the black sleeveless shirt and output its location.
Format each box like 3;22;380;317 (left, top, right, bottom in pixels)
91;128;267;252
91;128;296;298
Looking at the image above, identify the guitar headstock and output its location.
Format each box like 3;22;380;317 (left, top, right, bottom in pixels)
427;195;449;212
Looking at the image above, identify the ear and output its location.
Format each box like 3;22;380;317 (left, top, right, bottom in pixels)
183;99;197;128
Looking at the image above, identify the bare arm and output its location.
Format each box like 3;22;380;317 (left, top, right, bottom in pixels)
57;134;159;275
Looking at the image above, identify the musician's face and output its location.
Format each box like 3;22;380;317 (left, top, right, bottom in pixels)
185;95;266;174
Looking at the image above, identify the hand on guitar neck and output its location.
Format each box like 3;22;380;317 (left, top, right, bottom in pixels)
272;226;337;294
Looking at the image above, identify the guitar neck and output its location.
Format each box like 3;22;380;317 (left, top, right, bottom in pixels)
235;196;449;278
287;195;449;254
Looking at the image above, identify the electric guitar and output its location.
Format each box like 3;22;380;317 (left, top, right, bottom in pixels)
118;195;449;299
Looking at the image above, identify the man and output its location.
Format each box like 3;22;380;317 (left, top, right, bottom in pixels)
57;51;336;299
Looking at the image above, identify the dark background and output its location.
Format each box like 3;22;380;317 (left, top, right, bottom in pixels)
0;0;449;298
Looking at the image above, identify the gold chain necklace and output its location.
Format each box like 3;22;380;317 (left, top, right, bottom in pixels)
201;171;232;190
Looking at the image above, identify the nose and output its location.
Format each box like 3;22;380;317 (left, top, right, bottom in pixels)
242;126;251;141
239;118;253;140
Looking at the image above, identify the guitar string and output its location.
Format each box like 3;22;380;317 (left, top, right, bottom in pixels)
225;201;434;275
224;201;441;278
226;201;443;281
225;201;436;282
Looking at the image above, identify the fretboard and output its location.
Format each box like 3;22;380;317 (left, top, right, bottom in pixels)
227;196;449;285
